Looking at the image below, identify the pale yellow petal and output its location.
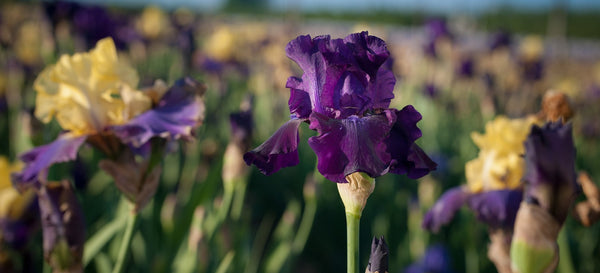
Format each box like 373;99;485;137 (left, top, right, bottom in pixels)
33;37;142;135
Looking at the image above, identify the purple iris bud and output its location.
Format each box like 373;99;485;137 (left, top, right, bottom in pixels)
229;102;254;150
423;39;438;58
456;57;474;78
367;236;388;273
404;244;454;273
423;83;439;98
422;187;469;233
489;31;512;51
467;189;523;229
245;32;436;183
523;122;578;225
425;19;453;42
521;59;544;81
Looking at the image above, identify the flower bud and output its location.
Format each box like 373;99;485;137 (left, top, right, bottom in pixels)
337;172;375;217
366;236;388;273
510;202;559;273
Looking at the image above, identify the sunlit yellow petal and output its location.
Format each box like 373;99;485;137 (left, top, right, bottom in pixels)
466;116;538;192
0;157;32;220
33;37;148;135
205;26;235;62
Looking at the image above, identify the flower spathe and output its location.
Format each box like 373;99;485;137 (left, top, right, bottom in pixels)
244;32;436;183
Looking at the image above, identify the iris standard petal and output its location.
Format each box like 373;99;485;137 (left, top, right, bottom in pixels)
467;189;522;229
111;77;206;147
387;106;437;178
244;118;304;175
285;32;395;118
308;112;392;183
12;134;87;191
422;187;470;233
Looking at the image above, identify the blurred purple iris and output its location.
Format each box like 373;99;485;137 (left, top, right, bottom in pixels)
44;1;140;49
404;244;454;273
244;32;436;183
422;187;522;233
488;31;512;51
423;19;453;58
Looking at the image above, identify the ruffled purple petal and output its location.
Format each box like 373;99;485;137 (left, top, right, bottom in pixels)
243;118;303;175
422;187;470;233
467;189;523;229
308;112;392;183
343;32;390;76
111;77;206;147
387;106;437;178
285;32;395;118
286;76;312;119
523;122;578;224
12;134;87;191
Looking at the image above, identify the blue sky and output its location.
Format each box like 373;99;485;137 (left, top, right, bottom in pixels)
73;0;600;13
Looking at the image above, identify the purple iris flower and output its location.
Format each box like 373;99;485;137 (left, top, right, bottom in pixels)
244;32;436;183
489;31;512;51
404;244;454;273
423;187;522;232
423;19;453;58
44;1;140;49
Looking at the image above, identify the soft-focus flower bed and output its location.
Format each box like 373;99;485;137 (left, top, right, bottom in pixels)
0;2;599;273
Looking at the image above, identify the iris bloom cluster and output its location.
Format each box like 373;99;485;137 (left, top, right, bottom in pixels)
244;31;436;183
423;115;538;232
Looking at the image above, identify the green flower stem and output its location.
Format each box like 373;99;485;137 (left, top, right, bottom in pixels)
346;212;361;273
292;196;317;253
558;227;576;273
231;178;248;221
217;187;234;224
112;207;138;273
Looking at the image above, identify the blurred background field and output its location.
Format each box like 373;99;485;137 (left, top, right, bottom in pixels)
1;0;600;272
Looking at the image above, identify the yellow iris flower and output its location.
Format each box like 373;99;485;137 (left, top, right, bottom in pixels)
33;38;151;136
0;157;33;221
466;116;538;193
